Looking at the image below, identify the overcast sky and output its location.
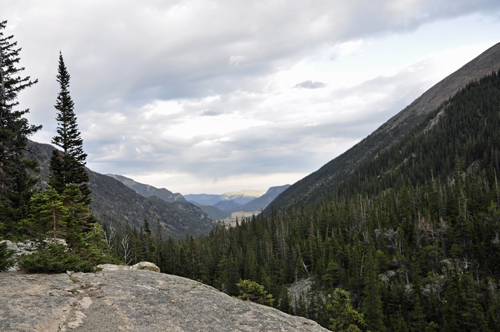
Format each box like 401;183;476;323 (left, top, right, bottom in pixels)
3;0;500;195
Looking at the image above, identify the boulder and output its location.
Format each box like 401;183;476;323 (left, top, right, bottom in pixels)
132;261;160;272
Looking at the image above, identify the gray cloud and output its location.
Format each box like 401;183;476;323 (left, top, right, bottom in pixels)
201;110;222;117
293;81;327;89
3;0;500;193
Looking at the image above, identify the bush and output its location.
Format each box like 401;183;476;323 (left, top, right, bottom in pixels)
237;279;274;307
18;244;94;273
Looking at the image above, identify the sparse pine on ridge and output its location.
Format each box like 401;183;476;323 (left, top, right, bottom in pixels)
49;52;91;206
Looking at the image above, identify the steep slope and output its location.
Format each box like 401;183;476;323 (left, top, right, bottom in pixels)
267;41;500;213
176;71;500;330
27;141;214;239
238;184;291;212
106;174;186;203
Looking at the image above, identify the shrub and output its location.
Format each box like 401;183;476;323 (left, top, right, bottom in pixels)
236;279;274;307
18;244;94;273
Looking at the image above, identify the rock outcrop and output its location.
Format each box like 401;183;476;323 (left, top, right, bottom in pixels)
0;266;329;331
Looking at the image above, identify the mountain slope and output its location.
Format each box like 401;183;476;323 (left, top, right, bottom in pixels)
266;41;500;213
184;194;222;206
170;70;500;330
107;174;186;203
196;205;232;220
27;141;214;239
221;190;267;205
238;184;291;212
213;199;241;211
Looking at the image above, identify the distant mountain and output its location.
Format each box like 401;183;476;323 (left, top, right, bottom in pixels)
184;194;221;206
27;141;214;239
197;205;232;220
107;174;186;203
221;190;267;205
238;185;291;212
213;199;241;212
266;41;500;214
185;190;266;206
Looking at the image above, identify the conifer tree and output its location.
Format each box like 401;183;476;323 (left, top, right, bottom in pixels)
363;249;386;332
327;288;367;332
0;239;14;271
0;20;41;235
19;183;109;272
49;52;91;205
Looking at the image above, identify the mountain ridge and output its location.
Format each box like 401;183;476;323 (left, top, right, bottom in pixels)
237;184;291;212
27;141;214;239
266;41;500;213
106;174;187;203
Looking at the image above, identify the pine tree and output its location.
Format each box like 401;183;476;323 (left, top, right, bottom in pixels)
49;52;91;205
327;288;367;332
0;20;41;236
363;248;386;332
18;184;108;272
0;240;15;271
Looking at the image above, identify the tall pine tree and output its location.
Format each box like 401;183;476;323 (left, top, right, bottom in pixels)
0;20;41;236
49;52;91;205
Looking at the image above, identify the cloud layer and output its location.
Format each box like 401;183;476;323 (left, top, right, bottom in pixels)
3;0;500;193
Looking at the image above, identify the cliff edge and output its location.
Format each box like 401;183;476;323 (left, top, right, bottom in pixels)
0;266;328;332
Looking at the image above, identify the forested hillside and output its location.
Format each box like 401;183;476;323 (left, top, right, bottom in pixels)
267;42;500;214
131;70;500;331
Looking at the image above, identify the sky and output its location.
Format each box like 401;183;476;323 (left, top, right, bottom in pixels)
2;0;500;195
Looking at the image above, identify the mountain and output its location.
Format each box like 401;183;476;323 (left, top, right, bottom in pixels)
167;69;500;330
266;41;500;214
107;176;235;219
220;190;267;205
106;174;186;203
238;184;291;212
185;189;266;206
27;141;214;239
185;194;221;206
213;199;241;211
195;205;232;220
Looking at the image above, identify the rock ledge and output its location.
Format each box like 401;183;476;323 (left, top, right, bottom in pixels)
0;265;329;331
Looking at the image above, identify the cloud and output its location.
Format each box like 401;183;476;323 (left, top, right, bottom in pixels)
201;110;222;116
3;0;500;193
229;55;245;66
293;80;327;89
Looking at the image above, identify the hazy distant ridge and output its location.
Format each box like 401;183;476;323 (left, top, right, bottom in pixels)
107;174;187;203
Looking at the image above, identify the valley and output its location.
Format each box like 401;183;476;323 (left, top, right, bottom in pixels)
2;15;500;331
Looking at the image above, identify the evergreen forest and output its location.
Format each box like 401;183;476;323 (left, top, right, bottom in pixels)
112;70;500;331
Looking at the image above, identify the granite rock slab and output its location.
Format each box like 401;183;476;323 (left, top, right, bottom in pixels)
0;267;330;331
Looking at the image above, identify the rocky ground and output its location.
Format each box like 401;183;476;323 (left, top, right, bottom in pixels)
0;265;329;332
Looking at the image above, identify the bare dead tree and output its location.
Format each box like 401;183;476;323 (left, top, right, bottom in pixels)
103;225;116;249
120;235;132;265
